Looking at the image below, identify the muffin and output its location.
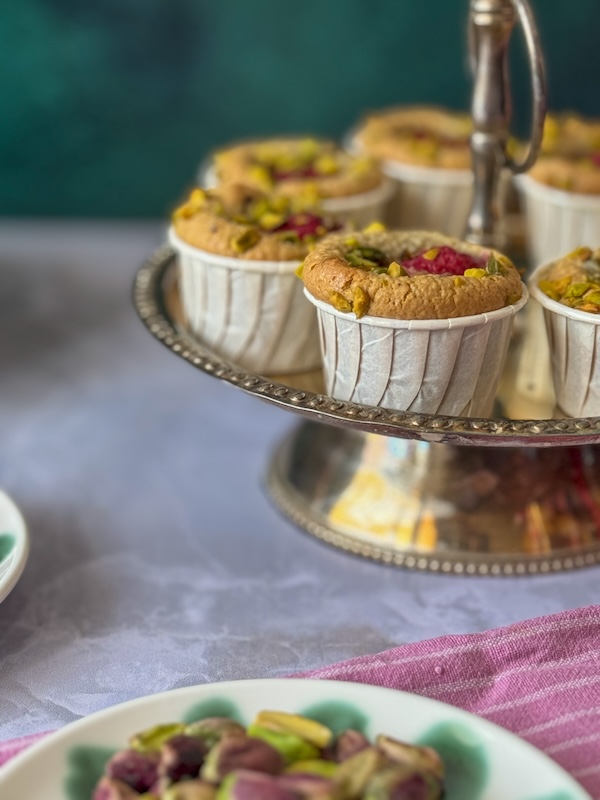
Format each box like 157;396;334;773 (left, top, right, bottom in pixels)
170;184;341;375
300;229;527;416
203;137;394;228
351;106;475;237
515;113;600;267
530;246;600;416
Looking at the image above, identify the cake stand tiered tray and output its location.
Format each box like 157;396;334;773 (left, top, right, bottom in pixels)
133;250;600;577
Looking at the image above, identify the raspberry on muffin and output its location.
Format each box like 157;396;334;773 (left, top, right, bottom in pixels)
300;230;523;320
172;184;341;261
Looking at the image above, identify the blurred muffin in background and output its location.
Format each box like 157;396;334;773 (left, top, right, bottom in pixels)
170;184;341;375
203;137;394;229
516;112;600;267
350;105;476;237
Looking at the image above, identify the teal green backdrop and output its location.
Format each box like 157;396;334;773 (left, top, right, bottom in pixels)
3;0;599;217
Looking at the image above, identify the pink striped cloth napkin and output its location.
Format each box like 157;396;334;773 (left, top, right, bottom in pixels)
1;605;599;797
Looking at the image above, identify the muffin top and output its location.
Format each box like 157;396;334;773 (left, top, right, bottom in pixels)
537;247;600;313
528;113;600;193
300;229;523;320
212;137;384;199
172;184;342;260
354;106;473;169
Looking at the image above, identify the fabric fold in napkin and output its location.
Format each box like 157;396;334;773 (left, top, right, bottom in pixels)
1;605;599;798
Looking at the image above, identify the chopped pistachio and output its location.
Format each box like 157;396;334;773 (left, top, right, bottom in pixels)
388;261;407;277
259;212;286;230
453;276;466;287
344;236;360;248
564;282;594;298
566;246;593;261
585;290;600;304
231;228;260;253
329;291;352;313
422;248;439;261
486;254;505;275
463;268;487;279
253;711;333;749
314;155;339;175
353;286;371;318
130;723;185;753
295;263;304;279
362;221;386;234
249;164;273;189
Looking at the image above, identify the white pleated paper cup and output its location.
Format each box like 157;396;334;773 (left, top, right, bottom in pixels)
198;162;395;229
515;174;600;268
529;263;600;417
305;286;528;417
379;160;474;237
169;228;321;375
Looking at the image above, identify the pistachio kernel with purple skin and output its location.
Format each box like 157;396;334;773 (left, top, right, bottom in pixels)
201;735;283;783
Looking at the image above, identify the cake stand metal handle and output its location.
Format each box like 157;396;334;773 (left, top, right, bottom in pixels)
466;0;547;246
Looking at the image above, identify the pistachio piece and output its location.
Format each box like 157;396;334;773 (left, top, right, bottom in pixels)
92;777;140;800
185;718;246;748
566;246;593;261
330;729;370;763
159;734;207;782
105;749;160;791
253;711;333;749
463;268;486;279
362;222;386;234
375;735;444;781
295;263;305;279
453;276;466;287
314;155;339;175
344;236;360;248
353;286;371;318
217;770;296;800
584;290;600;305
363;764;443;800
565;282;593;298
329;292;352;313
485;254;505;275
283;759;338;778
130;725;185;754
246;723;319;765
163;780;217;800
259;212;286;231
278;773;339;799
422;248;439;261
387;261;407;277
248;165;273;189
201;735;283;782
333;746;390;799
231;228;260;254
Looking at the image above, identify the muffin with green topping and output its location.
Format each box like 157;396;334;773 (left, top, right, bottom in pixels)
530;246;600;416
169;184;341;375
204;137;394;228
301;230;527;416
516;112;600;267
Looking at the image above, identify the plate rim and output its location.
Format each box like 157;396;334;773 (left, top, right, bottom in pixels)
0;489;29;605
0;677;591;799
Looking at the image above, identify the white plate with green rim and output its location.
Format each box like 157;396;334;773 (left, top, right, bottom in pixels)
0;678;590;800
0;489;28;605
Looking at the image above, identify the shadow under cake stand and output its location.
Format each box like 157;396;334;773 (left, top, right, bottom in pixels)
134;248;600;577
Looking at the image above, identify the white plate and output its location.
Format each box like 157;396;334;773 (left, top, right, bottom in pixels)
0;490;28;605
0;678;589;800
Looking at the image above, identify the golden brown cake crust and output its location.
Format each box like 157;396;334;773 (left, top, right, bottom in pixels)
301;230;523;320
528;113;600;194
173;184;338;261
213;137;384;199
355;106;473;169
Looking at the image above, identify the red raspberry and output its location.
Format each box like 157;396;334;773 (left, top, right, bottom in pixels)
403;246;483;276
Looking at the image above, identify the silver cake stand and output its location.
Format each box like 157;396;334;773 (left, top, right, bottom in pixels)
134;0;600;576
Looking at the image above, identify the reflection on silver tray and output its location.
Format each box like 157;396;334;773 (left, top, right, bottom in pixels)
133;247;600;448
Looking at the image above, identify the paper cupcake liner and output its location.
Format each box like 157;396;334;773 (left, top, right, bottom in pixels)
169;228;321;375
305;288;527;417
198;163;395;229
515;174;600;268
529;263;600;417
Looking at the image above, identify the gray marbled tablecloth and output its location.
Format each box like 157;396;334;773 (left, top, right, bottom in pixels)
0;220;597;741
